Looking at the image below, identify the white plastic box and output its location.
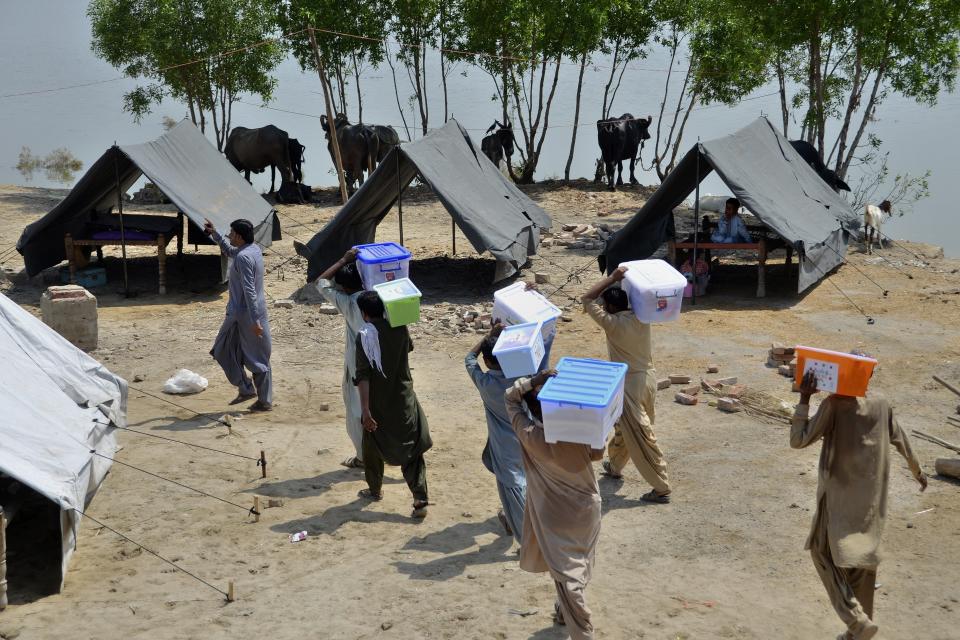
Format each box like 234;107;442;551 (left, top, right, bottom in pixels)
619;259;687;323
355;242;412;289
373;278;421;327
492;321;545;378
492;281;562;341
537;357;628;448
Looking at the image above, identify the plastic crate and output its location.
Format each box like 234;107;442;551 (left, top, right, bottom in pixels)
537;357;628;448
355;242;411;289
620;259;687;323
373;278;421;327
795;346;877;397
492;321;545;378
492;281;562;340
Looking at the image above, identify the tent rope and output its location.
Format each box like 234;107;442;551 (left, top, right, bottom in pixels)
72;509;229;599
100;421;259;462
131;386;234;429
89;450;259;517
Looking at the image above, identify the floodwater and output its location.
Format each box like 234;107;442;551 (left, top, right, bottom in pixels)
2;0;958;254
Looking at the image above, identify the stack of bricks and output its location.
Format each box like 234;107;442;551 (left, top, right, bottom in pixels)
40;285;98;351
768;343;796;377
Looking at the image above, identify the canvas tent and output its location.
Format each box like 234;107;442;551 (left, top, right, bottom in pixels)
17;120;279;277
297;119;552;282
600;117;860;293
0;292;125;591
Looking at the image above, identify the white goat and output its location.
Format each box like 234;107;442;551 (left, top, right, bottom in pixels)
863;200;891;254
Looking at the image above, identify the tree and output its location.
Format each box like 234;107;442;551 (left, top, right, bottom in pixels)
89;0;283;151
758;0;960;181
281;0;386;122
389;0;442;136
599;0;657;119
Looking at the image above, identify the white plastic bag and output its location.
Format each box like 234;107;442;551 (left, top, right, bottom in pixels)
163;369;208;394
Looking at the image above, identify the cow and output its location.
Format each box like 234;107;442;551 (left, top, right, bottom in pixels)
789;140;851;192
270;137;305;194
369;125;400;164
225;124;303;203
864;200;891;254
320;114;379;195
596;113;653;191
481;120;517;179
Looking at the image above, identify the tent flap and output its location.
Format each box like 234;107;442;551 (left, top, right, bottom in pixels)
600;118;857;293
17;120;276;276
300;120;551;282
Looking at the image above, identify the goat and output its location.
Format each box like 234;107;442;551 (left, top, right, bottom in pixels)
863;200;892;254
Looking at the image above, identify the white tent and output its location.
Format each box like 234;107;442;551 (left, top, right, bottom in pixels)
0;293;126;590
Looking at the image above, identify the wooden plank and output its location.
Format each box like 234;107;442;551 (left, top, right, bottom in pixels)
913;430;960;454
933;375;960;399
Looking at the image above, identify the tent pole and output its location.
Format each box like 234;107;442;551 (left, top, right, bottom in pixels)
0;506;7;611
396;152;404;246
113;146;130;297
692;140;700;306
309;27;349;205
452;218;456;255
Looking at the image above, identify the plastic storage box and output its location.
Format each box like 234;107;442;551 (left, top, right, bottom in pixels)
795;346;878;397
373;278;421;328
492;282;562;340
537;357;628;448
492;321;545;378
59;266;107;288
355;242;412;289
620;259;687;323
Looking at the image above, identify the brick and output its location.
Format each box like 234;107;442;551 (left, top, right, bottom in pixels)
718;397;742;413
657;378;672;390
534;272;551;284
40;286;97;351
706;364;720;373
778;364;796;377
723;384;746;399
46;284;88;301
669;374;692;385
717;376;738;385
680;385;701;396
318;303;339;315
674;392;699;406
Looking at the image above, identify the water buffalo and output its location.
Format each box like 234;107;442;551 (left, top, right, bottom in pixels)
481;121;517;179
596;114;652;191
269;137;305;194
789;140;851;192
369;125;400;164
320;114;380;195
225;124;303;203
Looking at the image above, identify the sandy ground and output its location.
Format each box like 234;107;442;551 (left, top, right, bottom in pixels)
0;181;959;640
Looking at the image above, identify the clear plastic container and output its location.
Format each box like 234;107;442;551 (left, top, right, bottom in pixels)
355;242;412;289
492;321;545;378
619;259;687;323
795;346;877;397
492;282;562;340
537;357;628;448
373;278;421;327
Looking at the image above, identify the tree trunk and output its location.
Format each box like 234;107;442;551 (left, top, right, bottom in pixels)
384;41;412;141
839;62;887;180
352;51;364;123
564;53;587;182
602;39;620;119
831;46;863;169
776;56;789;136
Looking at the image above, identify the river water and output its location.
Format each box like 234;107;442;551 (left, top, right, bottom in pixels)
3;1;958;254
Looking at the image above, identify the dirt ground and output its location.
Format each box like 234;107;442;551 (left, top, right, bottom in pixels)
1;180;958;640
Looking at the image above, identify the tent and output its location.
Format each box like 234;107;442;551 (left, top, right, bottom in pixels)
0;292;126;591
297;119;552;282
600;118;860;293
17;120;279;277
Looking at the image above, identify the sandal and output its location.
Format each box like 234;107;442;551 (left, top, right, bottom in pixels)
229;391;257;405
497;510;513;537
411;500;429;519
340;456;364;469
601;460;623;479
248;400;273;412
641;490;671;504
358;488;383;501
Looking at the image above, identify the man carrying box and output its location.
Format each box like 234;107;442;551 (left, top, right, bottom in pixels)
791;367;927;640
505;369;604;640
582;266;672;503
465;323;526;542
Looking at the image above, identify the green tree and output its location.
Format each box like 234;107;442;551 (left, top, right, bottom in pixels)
89;0;283;150
599;0;657;119
281;0;386;123
758;0;960;181
389;0;442;136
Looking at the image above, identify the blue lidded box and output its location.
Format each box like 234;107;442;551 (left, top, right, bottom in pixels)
537;357;628;448
355;242;412;289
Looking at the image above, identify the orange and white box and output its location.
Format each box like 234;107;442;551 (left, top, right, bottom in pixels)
794;346;878;397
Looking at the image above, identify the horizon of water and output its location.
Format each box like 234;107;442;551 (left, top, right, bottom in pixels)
2;1;958;256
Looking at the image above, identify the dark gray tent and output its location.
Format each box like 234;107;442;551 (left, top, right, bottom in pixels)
297;119;551;282
600;118;859;293
17;120;279;276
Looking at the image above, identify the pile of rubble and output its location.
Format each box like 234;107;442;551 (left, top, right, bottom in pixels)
131;182;170;205
541;223;614;251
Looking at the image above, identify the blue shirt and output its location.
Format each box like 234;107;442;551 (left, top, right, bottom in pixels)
213;231;267;324
465;353;526;489
711;215;753;244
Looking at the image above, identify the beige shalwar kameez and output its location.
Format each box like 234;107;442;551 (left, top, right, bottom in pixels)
791;394;924;638
505;378;603;640
583;297;670;494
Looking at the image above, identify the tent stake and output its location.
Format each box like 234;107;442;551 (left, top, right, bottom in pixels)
692;140;701;306
259;450;267;479
253;496;260;523
113;146;130;297
308;27;349;205
226;580;236;602
396;152;404;246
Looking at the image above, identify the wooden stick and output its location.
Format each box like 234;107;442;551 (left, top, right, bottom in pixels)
260;450;267;479
308;27;349;205
912;429;960;454
933;375;960;398
253;496;260;523
1;507;7;611
226;580;236;603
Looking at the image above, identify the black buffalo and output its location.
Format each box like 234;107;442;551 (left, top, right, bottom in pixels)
270;137;305;194
481;120;517;179
596;113;653;191
789;140;851;192
225;124;303;204
320;114;378;195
